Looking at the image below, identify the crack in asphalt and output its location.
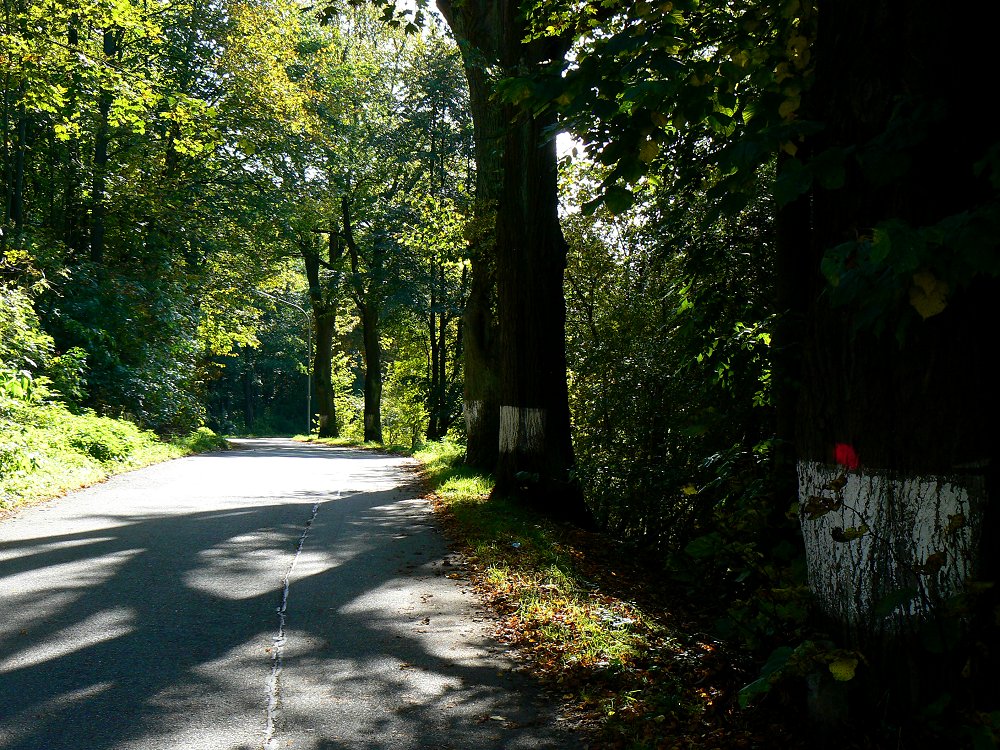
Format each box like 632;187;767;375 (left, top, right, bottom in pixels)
263;499;322;750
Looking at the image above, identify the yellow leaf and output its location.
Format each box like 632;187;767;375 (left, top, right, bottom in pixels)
828;657;858;682
778;95;800;120
682;484;698;496
781;141;798;156
909;270;949;319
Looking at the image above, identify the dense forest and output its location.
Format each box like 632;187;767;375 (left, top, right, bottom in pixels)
3;0;999;746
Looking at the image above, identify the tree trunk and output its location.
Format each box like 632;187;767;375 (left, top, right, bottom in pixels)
360;302;383;443
313;310;338;438
339;195;383;443
435;0;502;470
62;12;84;255
490;4;587;522
793;0;997;720
90;28;117;264
303;242;339;438
426;253;442;440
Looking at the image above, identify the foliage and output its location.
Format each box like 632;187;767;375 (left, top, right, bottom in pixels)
1;283;221;511
1;392;224;511
564;158;777;554
1;284;49;360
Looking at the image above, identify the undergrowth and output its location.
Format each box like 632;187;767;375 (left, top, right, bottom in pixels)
410;439;802;749
1;396;226;511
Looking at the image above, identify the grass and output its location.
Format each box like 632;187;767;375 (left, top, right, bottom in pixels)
408;441;719;746
0;398;227;511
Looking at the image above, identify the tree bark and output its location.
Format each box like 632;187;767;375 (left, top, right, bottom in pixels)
90;28;118;264
303;241;339;439
490;4;587;522
437;0;589;523
360;302;383;443
426;252;442;440
340;195;383;443
793;0;997;719
313;310;338;438
435;0;502;470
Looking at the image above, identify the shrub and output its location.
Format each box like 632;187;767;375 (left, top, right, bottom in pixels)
66;414;144;463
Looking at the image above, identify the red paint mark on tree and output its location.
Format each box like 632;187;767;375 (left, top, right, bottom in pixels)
834;443;859;470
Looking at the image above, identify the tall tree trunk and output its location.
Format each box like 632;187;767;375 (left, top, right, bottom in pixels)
313;310;338;438
303;244;339;438
340;195;383;443
426;253;441;440
62;12;84;255
490;4;587;522
1;0;25;249
435;0;502;470
90;28;117;264
793;0;997;721
241;352;256;432
360;302;383;443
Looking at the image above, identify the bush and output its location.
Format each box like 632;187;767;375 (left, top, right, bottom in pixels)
0;284;53;372
47;347;88;408
67;414;143;463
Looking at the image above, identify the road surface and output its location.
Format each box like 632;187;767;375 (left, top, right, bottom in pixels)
0;438;574;750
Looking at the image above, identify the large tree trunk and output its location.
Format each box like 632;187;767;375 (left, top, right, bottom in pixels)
435;0;502;470
490;4;587;522
793;0;997;720
339;195;383;443
90;28;117;264
426;253;444;440
437;0;589;523
303;244;338;438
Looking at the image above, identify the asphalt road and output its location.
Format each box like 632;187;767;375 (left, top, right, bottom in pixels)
0;438;574;750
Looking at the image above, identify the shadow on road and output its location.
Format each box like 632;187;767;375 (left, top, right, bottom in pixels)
0;443;565;750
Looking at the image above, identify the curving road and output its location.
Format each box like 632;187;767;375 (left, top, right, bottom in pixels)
0;439;573;750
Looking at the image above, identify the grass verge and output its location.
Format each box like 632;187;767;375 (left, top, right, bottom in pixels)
411;440;804;750
1;400;227;511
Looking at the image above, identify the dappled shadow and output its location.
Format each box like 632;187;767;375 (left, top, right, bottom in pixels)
0;440;567;750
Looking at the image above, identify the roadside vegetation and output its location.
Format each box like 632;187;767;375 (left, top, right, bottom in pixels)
1;285;226;512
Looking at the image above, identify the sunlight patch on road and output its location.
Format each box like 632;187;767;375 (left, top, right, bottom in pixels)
0;607;135;673
0;680;114;748
0;535;119;563
184;530;340;600
0;548;143;637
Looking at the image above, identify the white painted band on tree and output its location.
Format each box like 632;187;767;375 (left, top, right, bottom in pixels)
464;399;482;428
797;460;983;631
498;406;546;453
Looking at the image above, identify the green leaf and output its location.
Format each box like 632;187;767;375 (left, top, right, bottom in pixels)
873;587;919;618
684;532;724;559
828;657;858;681
810;148;847;190
603;185;635;215
830;525;869;543
738;646;794;708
